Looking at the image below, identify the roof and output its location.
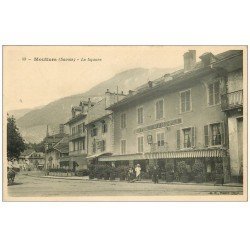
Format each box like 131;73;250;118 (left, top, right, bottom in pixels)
64;113;87;125
53;135;69;154
20;149;35;157
72;106;82;111
20;150;44;158
43;133;68;144
107;50;243;111
86;98;112;125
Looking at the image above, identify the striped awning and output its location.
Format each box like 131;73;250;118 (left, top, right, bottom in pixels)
99;153;145;162
99;149;227;162
145;149;227;159
86;152;112;159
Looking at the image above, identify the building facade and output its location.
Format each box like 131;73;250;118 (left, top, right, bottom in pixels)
65;99;94;169
19;149;45;170
43;125;68;169
99;50;244;182
219;52;243;182
86;90;126;163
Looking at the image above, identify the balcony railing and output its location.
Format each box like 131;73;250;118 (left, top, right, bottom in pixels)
150;142;168;152
69;131;86;140
221;90;243;111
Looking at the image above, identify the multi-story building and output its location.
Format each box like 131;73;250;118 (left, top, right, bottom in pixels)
219;51;244;182
45;135;69;169
86;90;126;164
43;124;68;169
65;99;95;169
19;149;45;170
99;50;244;182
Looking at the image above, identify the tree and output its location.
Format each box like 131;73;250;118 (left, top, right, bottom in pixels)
7;114;26;160
25;141;45;153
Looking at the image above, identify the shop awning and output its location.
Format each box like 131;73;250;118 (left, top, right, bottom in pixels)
99;153;145;162
86;152;112;160
145;149;227;159
99;149;227;162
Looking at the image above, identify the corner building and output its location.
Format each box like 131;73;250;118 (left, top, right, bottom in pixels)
100;50;244;182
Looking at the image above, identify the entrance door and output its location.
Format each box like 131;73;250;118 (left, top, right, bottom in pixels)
237;117;243;176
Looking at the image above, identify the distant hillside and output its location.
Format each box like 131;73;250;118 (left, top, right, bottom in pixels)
8;108;32;120
16;67;176;142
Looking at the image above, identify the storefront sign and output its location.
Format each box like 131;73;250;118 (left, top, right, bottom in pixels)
135;118;182;133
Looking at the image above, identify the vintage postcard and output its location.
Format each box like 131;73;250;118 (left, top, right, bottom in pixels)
2;45;247;201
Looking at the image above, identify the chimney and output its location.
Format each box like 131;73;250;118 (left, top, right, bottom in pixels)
59;124;64;134
183;50;196;72
46;125;49;137
72;108;76;118
88;98;92;110
199;52;216;67
105;89;112;108
164;74;173;82
128;90;135;95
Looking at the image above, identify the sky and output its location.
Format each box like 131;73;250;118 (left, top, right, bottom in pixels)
3;46;237;111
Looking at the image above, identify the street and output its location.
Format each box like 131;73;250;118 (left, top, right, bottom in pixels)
7;172;243;198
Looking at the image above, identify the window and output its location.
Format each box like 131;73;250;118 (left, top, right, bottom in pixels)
79;141;83;150
183;128;192;148
208;81;220;106
91;126;97;137
121;113;126;129
180;89;191;113
137;107;144;124
102;122;108;133
78;124;82;133
177;127;196;149
92;140;96;153
156;132;165;147
101;140;106;152
211;123;222;146
83;137;85;150
204;123;224;147
73;141;79;151
156;99;164;120
137;136;144;153
121;140;126;154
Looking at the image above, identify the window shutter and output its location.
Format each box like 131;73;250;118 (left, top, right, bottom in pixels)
220;122;225;146
176;130;180;150
204;125;209;147
191;127;196;147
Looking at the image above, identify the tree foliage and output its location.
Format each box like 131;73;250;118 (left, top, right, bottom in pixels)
25;142;45;153
7;115;26;160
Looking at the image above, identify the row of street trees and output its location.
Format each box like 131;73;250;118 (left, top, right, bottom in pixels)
7;114;25;161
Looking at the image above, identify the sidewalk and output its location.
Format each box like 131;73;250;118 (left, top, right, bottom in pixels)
25;172;243;187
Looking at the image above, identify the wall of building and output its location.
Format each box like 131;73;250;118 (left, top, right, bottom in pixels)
68;118;87;154
228;117;240;176
87;115;114;156
227;69;243;93
46;150;60;168
113;73;227;155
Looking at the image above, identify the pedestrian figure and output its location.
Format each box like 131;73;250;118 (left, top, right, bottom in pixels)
127;167;134;182
135;164;141;181
152;164;159;184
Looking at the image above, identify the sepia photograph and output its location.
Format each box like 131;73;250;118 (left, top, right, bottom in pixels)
2;45;247;201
